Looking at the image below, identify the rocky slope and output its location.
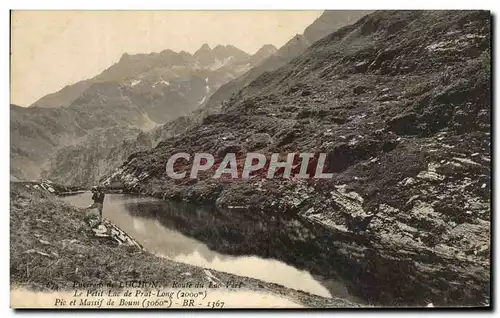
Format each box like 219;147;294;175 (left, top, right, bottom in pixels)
41;127;152;187
12;43;276;184
104;10;491;306
11;104;83;180
202;10;372;114
10;103;153;182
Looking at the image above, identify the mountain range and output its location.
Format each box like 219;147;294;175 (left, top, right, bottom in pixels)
11;42;278;182
11;10;367;186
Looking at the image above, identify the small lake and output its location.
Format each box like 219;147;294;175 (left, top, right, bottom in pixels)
62;192;358;301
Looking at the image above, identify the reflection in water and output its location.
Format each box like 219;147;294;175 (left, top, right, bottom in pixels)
62;193;335;298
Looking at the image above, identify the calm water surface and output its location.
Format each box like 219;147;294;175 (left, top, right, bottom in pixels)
62;192;358;301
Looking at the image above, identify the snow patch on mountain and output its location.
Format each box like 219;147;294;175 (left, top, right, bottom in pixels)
209;56;234;71
130;79;141;87
198;96;207;105
152;79;170;88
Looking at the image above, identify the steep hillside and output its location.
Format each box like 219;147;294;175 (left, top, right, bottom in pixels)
105;11;491;306
250;44;278;66
202;10;371;113
41;127;152;187
10;102;154;182
27;81;93;109
11;104;103;180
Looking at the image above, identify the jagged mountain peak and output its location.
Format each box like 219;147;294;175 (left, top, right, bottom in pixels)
250;44;278;65
194;43;212;55
193;43;251;68
193;43;216;66
226;44;250;55
213;44;226;51
214;44;250;61
119;52;131;62
212;44;231;58
257;44;278;52
253;44;278;58
159;48;178;57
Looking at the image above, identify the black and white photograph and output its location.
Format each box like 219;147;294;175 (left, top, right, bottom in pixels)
8;8;492;309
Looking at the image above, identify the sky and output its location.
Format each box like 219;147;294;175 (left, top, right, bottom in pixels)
10;10;323;107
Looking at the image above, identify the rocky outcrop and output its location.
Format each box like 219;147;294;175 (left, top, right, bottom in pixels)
84;214;144;250
14;180;83;196
105;11;491;306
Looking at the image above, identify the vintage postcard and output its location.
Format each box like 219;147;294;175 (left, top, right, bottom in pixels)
10;10;491;309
